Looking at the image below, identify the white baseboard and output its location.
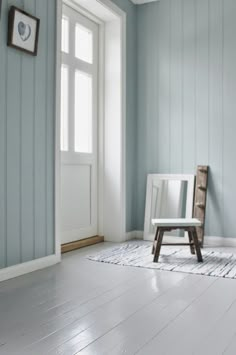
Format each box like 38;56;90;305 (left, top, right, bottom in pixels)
126;230;143;240
127;230;236;248
0;254;61;283
125;231;135;241
135;231;144;240
204;236;236;248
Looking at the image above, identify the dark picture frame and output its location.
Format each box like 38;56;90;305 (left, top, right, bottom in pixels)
0;0;2;20
7;6;40;56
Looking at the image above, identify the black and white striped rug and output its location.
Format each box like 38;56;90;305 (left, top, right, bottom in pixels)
88;243;236;279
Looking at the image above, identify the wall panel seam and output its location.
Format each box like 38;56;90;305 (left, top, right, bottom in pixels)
5;33;8;267
221;0;224;237
45;0;49;256
33;0;36;260
19;51;23;264
194;0;197;168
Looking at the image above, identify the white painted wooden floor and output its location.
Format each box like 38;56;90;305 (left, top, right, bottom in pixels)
1;242;236;355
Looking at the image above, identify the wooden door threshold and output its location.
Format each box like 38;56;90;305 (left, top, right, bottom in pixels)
61;236;104;254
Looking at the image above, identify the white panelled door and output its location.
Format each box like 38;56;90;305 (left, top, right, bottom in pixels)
60;5;98;244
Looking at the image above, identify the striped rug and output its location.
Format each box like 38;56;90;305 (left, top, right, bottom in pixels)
88;243;236;279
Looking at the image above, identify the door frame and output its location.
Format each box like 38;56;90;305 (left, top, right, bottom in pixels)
55;0;127;258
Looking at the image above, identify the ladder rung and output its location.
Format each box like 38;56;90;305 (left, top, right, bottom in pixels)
198;185;206;191
196;202;205;209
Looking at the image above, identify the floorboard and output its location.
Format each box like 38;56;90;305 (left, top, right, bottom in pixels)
0;242;236;355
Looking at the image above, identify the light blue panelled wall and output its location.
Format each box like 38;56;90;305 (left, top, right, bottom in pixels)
136;0;236;238
0;0;56;268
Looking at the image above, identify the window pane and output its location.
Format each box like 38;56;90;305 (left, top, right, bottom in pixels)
60;65;69;151
61;16;69;53
75;24;93;63
74;71;92;153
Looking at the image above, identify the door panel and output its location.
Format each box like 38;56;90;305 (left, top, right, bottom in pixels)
61;164;96;243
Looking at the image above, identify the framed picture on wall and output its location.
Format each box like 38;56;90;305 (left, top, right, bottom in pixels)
0;0;2;19
7;6;40;56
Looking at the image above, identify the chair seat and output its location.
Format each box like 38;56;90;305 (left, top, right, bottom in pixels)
151;218;202;228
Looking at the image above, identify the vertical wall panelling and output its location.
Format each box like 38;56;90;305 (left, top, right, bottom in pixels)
195;0;210;231
137;4;159;230
158;0;170;173
124;2;137;232
47;0;56;256
0;0;7;268
146;4;158;173
34;0;47;259
223;0;236;238
208;0;224;237
0;0;56;269
137;5;147;231
7;0;22;266
182;0;196;173
21;0;35;263
195;0;209;165
137;0;236;238
170;0;182;173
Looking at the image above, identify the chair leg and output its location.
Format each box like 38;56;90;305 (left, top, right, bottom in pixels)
192;228;203;262
188;231;195;255
152;227;160;255
153;230;164;263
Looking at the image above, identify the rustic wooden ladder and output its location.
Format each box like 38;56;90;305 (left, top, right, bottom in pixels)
193;165;209;247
